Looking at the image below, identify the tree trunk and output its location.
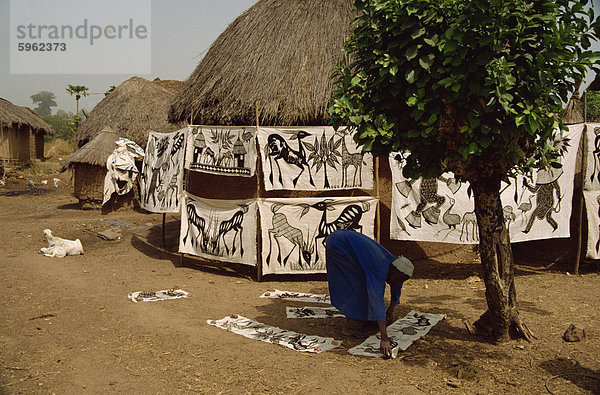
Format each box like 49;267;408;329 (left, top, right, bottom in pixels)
470;176;536;342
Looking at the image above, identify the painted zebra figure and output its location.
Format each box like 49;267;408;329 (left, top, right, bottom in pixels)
211;205;248;256
182;202;209;251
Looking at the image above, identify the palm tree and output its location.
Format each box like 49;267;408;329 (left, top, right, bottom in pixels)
65;84;89;121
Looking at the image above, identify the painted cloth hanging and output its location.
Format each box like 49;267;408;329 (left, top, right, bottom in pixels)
390;124;583;244
139;129;187;213
584;190;600;259
184;125;257;177
582;123;600;258
179;192;257;266
257;127;374;191
208;315;342;353
348;311;445;359
103;138;145;205
584;123;600;190
258;196;378;274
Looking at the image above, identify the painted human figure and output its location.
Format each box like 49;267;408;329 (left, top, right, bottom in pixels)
405;178;445;228
522;168;562;233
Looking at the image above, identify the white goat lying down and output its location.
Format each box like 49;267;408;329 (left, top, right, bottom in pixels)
39;229;84;258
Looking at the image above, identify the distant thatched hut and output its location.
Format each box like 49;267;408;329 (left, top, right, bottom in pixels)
60;127;132;209
77;77;184;148
0;98;55;165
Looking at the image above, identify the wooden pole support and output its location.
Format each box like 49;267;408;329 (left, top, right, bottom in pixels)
162;213;166;249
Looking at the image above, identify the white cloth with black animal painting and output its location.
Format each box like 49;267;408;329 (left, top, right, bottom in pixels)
178;192;258;266
139;129;187;213
258;196;378;275
257;127;374;191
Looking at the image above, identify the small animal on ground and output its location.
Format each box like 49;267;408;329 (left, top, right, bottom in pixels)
39;229;84;258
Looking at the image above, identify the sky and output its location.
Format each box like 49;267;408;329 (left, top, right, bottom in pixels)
0;0;258;114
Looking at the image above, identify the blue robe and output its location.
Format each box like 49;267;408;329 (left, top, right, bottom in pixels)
325;229;402;322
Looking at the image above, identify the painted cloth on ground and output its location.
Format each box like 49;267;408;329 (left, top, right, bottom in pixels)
208;314;341;353
348;310;445;358
286;306;343;319
128;289;188;303
326;229;401;322
259;289;331;304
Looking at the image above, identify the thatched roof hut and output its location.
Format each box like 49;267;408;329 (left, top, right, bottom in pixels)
0;98;55;163
60;126;119;171
561;80;584;125
61;127;134;209
168;0;355;126
77;77;184;148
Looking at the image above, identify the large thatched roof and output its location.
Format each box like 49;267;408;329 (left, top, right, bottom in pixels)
77;77;184;147
169;0;355;126
60;126;119;171
0;98;55;135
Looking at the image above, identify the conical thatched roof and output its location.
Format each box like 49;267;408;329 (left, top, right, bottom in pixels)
0;98;55;135
561;80;584;125
169;0;355;126
60;126;119;171
77;77;184;147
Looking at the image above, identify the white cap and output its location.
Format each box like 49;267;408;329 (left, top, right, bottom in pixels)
391;256;414;277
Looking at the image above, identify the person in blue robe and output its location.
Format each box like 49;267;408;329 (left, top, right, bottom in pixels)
325;229;414;357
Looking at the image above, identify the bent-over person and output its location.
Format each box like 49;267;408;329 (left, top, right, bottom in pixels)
325;229;414;358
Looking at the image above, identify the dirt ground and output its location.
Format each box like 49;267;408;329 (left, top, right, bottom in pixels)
1;155;599;394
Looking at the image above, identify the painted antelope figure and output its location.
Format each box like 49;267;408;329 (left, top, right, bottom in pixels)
182;202;209;251
266;131;315;187
211;204;248;256
266;204;314;267
309;199;370;262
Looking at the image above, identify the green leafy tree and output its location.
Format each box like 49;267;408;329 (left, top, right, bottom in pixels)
30;91;57;116
585;91;600;121
65;84;89;125
330;0;599;342
43;114;76;140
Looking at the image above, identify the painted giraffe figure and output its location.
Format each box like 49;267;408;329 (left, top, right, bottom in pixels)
182;202;210;251
340;133;364;188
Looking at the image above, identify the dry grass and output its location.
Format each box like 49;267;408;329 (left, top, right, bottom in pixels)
45;139;76;160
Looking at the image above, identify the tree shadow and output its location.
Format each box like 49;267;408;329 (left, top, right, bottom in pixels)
540;357;600;393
